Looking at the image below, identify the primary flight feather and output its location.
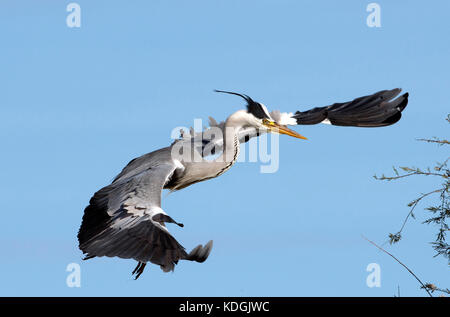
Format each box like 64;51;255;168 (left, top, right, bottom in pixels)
78;88;408;278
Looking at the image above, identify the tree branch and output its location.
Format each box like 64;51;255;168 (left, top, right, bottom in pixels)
362;235;433;297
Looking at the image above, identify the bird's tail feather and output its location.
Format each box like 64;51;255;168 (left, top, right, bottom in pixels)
184;240;213;263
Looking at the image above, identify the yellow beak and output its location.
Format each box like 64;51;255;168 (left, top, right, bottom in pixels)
263;119;307;140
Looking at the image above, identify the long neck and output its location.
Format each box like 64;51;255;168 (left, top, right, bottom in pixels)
211;118;241;176
168;112;246;191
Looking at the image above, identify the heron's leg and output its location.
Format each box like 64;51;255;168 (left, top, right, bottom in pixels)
132;261;147;279
132;262;141;275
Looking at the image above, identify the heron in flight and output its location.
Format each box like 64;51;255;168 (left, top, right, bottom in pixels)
78;88;409;279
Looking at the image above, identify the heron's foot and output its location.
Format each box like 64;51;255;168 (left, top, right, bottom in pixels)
132;261;147;279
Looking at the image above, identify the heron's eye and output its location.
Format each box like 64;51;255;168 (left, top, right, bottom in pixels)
262;118;275;126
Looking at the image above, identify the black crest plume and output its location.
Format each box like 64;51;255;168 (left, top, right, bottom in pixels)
214;89;271;120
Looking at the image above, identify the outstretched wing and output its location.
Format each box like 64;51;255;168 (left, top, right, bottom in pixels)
183;88;409;157
291;88;409;127
78;152;212;273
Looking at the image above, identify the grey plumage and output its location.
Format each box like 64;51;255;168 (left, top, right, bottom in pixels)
78;109;246;277
78;88;409;278
78;146;214;278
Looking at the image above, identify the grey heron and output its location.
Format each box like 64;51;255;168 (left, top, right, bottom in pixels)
78;88;409;279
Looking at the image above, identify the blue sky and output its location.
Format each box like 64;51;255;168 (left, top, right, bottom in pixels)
0;1;448;296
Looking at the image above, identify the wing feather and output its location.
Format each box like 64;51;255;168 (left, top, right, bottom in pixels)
292;88;409;127
78;151;207;272
190;88;408;159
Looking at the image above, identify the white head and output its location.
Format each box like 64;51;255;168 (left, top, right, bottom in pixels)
216;90;307;140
